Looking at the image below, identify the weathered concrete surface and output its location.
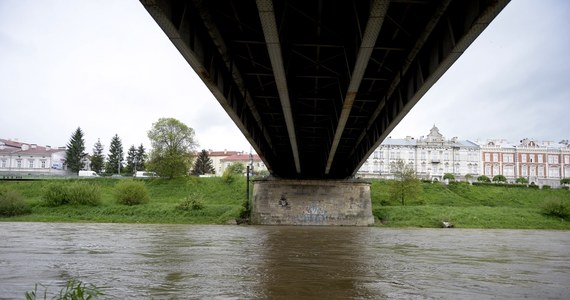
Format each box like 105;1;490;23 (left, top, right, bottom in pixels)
251;178;374;226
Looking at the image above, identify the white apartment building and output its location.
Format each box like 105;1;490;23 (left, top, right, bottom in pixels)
358;126;480;181
0;139;67;177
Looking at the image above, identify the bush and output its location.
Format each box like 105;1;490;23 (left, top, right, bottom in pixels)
42;182;101;206
542;185;551;190
176;193;204;211
515;177;529;184
492;175;507;183
42;183;69;206
443;173;455;181
115;180;150;205
67;183;102;206
477;175;491;182
0;188;31;217
542;199;569;219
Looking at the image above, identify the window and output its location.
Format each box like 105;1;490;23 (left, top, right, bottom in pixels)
565;155;570;164
485;165;492;175
548;155;558;164
529;154;534;163
493;164;500;175
538;167;544;177
1;159;6;168
16;160;22;168
493;153;499;162
538;155;543;163
484;153;490;161
548;167;559;178
530;166;536;176
421;151;426;160
41;160;47;168
504;165;514;176
28;159;34;168
521;154;527;163
503;154;513;163
521;165;528;176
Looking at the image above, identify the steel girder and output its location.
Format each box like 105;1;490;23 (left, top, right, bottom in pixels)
141;0;509;179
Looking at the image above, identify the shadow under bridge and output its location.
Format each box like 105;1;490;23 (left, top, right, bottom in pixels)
141;0;509;179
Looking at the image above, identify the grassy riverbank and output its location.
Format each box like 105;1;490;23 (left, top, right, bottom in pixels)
371;180;570;229
1;178;569;229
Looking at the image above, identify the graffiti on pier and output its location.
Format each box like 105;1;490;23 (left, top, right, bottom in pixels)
299;202;328;223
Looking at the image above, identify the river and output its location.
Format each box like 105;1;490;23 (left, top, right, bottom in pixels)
0;222;569;299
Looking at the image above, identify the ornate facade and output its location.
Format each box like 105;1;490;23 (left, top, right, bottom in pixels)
358;126;479;181
480;138;570;186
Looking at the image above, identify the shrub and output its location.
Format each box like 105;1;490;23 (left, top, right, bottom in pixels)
0;188;31;217
115;180;150;205
443;173;455;181
42;183;70;206
176;193;204;211
515;177;529;184
542;199;569;219
42;182;101;206
477;175;491;182
542;185;551;190
68;183;102;206
492;175;507;183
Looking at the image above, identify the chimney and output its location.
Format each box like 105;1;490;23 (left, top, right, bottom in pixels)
46;145;51;151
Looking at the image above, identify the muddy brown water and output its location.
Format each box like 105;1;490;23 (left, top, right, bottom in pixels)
1;222;569;299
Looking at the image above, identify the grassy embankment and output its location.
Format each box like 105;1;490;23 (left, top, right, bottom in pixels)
371;180;570;229
1;178;569;229
0;177;247;224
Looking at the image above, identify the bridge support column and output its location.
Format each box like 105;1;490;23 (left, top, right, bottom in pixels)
251;178;374;226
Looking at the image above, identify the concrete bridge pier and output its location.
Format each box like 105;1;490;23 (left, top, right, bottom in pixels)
251;178;375;226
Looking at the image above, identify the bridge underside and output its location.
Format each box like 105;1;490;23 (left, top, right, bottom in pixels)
141;0;508;179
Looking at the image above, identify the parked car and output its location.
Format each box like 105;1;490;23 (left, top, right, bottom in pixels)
134;171;157;178
78;170;99;177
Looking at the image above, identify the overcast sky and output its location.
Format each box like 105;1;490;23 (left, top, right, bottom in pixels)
1;0;569;155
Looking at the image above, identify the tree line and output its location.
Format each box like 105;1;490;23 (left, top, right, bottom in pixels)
65;117;216;178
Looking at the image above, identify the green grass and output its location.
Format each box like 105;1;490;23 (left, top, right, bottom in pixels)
0;177;247;224
1;178;569;229
371;180;570;229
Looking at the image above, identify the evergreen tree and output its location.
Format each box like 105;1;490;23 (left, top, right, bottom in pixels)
105;134;124;174
191;149;215;175
65;127;86;173
125;145;137;175
136;144;146;171
90;139;105;174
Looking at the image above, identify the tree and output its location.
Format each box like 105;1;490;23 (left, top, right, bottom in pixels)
136;144;146;171
516;177;529;184
147;118;197;178
492;175;507;183
65;127;86;173
125;145;137;175
443;173;455;181
90;139;105;174
477;175;491;182
191;149;215;175
389;160;422;206
105;134;124;174
560;178;570;185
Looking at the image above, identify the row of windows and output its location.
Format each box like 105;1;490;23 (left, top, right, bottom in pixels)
0;159;48;169
484;153;570;164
